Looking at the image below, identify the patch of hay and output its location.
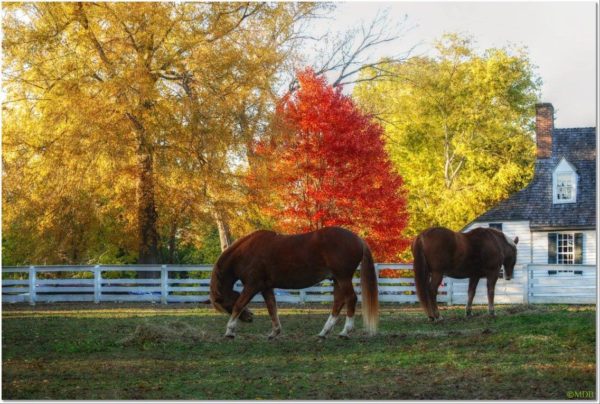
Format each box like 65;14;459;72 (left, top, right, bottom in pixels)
118;321;207;346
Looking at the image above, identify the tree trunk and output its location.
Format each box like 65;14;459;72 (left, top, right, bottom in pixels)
167;222;177;264
212;208;232;252
137;145;160;278
127;111;161;278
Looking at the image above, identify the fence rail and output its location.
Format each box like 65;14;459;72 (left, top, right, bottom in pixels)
2;263;596;305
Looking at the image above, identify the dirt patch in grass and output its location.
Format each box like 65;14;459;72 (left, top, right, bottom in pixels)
504;304;550;315
385;327;494;339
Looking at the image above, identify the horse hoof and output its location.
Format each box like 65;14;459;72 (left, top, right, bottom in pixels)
338;334;349;340
225;334;235;339
317;334;326;340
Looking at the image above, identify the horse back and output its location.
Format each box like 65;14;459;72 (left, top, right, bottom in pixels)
266;227;363;271
416;227;477;278
216;227;364;289
419;226;466;262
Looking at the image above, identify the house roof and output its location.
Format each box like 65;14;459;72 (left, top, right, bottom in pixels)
470;127;596;230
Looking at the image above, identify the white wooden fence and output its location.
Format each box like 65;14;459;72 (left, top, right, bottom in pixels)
1;263;596;305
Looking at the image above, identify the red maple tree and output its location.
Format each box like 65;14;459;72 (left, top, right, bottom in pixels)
251;69;409;261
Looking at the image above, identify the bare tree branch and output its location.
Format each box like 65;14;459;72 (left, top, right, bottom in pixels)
296;8;418;90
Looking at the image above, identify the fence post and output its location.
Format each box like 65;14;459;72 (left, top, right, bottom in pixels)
299;289;306;305
524;265;531;304
28;266;36;306
372;264;380;304
447;278;453;306
94;265;101;303
161;265;168;304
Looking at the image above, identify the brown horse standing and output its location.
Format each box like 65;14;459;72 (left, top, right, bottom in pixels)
412;227;518;320
209;226;379;339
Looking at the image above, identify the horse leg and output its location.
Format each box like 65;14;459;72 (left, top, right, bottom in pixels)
466;276;480;317
429;271;444;320
224;286;259;338
486;275;498;316
338;279;357;339
262;288;281;340
318;280;345;338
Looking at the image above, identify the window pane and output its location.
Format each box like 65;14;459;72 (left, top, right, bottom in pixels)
556;173;573;200
555;233;575;265
489;223;502;231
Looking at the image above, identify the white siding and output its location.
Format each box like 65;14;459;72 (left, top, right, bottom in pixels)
449;267;527;305
463;221;532;265
584;231;597;265
532;231;547;264
532;230;597;265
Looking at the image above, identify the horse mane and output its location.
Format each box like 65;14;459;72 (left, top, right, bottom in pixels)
487;228;516;250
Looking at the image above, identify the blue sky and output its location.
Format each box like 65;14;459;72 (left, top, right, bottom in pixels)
310;1;597;128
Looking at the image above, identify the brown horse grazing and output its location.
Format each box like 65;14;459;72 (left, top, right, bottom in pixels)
412;227;518;320
209;226;379;339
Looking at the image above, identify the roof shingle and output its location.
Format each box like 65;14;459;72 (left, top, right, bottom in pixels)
472;127;596;230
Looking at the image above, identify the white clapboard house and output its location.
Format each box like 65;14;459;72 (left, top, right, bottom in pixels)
458;103;597;304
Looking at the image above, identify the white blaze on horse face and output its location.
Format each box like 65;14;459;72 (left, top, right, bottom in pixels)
339;316;354;337
318;314;338;337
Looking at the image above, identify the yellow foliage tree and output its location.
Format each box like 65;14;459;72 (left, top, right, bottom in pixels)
2;2;317;266
354;34;540;247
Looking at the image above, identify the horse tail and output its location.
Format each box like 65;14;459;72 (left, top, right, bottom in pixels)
360;240;379;336
412;235;432;318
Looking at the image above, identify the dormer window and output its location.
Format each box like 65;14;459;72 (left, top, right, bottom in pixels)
553;158;578;204
556;173;574;200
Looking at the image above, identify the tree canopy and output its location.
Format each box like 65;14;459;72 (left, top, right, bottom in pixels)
354;34;540;241
2;2;317;265
251;69;409;261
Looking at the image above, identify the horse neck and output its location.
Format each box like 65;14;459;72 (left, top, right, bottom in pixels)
489;230;514;262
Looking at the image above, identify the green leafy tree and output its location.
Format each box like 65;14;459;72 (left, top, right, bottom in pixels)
354;34;540;243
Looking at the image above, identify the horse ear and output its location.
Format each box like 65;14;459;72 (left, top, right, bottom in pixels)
513;236;519;245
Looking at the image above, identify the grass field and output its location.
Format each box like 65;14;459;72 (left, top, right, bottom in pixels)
2;302;596;400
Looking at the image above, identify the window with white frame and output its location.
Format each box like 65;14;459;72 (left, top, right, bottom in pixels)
556;233;574;264
552;158;577;204
548;232;584;267
556;173;574;201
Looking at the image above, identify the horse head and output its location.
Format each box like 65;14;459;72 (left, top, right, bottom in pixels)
502;236;519;280
211;289;254;322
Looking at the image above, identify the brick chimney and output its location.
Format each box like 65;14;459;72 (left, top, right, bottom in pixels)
535;103;554;159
